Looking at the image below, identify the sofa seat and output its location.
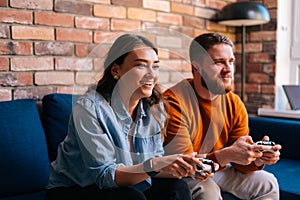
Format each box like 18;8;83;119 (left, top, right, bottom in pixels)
264;158;300;197
249;116;300;199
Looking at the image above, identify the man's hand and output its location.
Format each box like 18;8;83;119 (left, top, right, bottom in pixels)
253;136;282;167
215;136;263;167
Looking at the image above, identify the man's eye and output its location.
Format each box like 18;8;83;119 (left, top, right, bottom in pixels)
214;61;223;65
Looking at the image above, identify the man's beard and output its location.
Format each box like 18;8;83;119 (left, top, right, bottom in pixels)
201;70;233;95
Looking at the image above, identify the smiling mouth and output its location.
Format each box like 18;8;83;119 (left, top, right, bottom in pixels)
140;81;154;86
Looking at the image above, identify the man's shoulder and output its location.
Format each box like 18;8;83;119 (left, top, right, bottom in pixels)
226;91;243;102
163;79;195;97
224;91;247;112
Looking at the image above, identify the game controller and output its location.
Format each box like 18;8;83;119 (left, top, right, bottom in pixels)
193;158;215;176
255;141;276;153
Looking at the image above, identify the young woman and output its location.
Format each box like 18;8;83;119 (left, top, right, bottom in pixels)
46;34;201;200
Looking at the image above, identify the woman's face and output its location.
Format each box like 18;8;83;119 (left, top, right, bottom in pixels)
113;46;160;101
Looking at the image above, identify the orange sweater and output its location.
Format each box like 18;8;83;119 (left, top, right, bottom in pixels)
163;79;261;173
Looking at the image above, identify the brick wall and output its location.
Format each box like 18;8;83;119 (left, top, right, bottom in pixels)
236;0;277;113
0;0;277;114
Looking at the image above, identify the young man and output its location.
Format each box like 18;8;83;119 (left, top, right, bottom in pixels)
163;33;282;199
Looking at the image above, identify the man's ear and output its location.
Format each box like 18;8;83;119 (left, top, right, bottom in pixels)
191;61;201;74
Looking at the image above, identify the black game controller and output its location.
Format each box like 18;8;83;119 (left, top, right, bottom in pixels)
193;158;215;176
255;141;276;153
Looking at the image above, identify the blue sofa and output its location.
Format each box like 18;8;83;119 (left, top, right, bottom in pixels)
249;116;300;200
0;93;300;199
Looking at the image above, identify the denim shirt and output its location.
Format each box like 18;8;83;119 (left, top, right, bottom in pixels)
47;88;165;191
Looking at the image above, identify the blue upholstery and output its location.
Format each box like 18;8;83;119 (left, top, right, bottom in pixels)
0;99;49;198
249;116;300;199
249;116;300;161
264;158;300;196
42;93;77;161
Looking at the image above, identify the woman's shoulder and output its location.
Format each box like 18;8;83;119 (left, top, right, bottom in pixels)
76;89;108;109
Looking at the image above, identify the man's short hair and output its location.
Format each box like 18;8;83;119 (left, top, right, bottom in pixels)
189;33;234;63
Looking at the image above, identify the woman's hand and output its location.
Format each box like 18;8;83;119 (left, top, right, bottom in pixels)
153;153;198;179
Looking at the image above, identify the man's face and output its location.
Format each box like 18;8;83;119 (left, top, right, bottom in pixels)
199;43;235;95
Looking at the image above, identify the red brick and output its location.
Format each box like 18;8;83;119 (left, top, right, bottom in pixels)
94;32;120;44
11;0;53;10
57;86;88;95
264;0;277;8
0;72;32;86
248;73;270;84
245;84;260;93
246;63;263;73
0;89;11;101
0;10;32;24
0;57;9;71
235;42;263;54
143;0;170;12
55;0;92;15
12;26;54;40
206;0;227;10
76;71;100;85
35;42;73;56
35;71;74;85
55;57;93;71
250;31;276;42
0;0;7;7
11;57;53;71
248;53;274;63
263;63;276;74
128;8;156;22
0;24;9;39
191;0;205;7
157;12;182;25
111;19;141;31
56;29;93;43
35;12;73;27
75;44;99;57
262;85;275;94
75;44;88;57
94;5;126;19
112;0;142;7
183;16;205;29
194;7;216;19
0;41;32;55
14;87;55;100
171;2;194;15
75;16;109;30
206;21;227;32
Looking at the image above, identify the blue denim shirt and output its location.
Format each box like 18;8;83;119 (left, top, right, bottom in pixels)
47;88;165;191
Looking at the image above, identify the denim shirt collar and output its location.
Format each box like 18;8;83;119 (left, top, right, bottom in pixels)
110;87;147;122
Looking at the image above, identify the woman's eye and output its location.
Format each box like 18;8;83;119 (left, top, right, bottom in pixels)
153;65;160;69
135;64;147;68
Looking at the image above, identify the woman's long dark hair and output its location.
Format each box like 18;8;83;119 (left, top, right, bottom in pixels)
96;34;163;107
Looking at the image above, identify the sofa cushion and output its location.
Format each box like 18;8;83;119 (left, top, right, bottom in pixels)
42;93;77;161
0;99;50;198
249;116;300;161
264;158;300;198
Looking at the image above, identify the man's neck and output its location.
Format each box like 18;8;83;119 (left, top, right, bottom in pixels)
192;78;219;101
